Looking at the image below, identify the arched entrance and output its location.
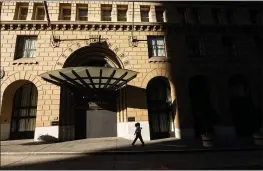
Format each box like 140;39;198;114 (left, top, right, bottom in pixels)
40;43;138;141
188;76;217;138
60;46;121;141
228;75;260;136
146;76;173;140
10;82;38;139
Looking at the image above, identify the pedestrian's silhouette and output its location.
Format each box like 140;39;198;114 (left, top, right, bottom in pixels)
132;122;144;146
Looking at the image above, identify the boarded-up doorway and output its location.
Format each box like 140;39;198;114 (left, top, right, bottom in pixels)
86;110;117;138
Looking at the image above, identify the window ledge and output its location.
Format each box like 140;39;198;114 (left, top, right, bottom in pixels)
149;56;169;63
12;58;39;65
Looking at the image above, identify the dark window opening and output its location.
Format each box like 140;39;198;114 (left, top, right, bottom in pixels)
212;8;221;24
226;9;235;24
177;7;187;24
15;36;37;60
186;36;204;58
59;4;71;21
14;3;29;20
77;5;88;21
101;5;112;21
156;6;164;22
191;7;200;24
32;3;45;20
117;5;127;21
140;6;150;22
221;36;237;57
249;10;261;25
254;36;263;47
147;36;166;57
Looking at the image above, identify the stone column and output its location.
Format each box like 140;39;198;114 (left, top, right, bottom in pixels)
173;76;195;139
71;3;76;21
149;5;156;22
111;4;117;22
26;2;34;21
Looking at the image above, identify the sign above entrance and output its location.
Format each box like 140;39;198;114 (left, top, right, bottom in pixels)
39;67;138;91
89;35;107;43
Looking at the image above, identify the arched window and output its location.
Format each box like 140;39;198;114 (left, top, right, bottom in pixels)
11;83;38;139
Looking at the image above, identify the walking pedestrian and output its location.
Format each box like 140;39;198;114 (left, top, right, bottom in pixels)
132;122;145;146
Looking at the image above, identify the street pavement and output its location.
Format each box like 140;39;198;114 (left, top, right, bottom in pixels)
1;151;263;169
1;137;261;154
1;137;263;169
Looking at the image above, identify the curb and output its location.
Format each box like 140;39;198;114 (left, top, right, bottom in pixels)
1;147;262;156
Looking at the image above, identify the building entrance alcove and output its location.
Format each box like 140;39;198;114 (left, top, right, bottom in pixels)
1;80;38;140
228;75;260;137
40;45;137;141
146;76;173;140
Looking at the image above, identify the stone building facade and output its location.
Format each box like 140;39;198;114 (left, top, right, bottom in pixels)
0;1;262;142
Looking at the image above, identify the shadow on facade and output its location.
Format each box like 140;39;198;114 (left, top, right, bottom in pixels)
161;1;263;139
126;85;147;109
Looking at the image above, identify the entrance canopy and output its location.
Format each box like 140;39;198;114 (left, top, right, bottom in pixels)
39;67;138;91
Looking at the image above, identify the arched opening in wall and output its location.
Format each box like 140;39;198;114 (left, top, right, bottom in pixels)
5;82;38;140
59;46;123;141
228;75;260;137
63;45;123;68
146;76;173;140
189;76;217;138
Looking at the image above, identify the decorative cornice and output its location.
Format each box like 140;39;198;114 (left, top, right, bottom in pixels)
0;21;165;32
2;21;260;33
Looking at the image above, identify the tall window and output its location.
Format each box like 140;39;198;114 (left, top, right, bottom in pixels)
101;4;112;21
249;10;261;25
14;3;29;20
254;36;263;56
254;36;263;47
226;9;235;24
140;6;150;22
147;36;166;57
221;36;237;57
177;7;187;24
186;36;204;57
156;6;164;22
77;4;88;21
59;4;71;20
15;36;37;60
117;5;127;21
32;3;45;20
11;83;38;139
212;8;221;24
191;8;200;24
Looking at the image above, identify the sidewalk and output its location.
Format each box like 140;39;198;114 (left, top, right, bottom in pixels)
1;137;262;155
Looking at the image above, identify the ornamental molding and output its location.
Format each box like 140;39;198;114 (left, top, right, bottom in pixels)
54;39;133;70
0;69;5;79
1;21;164;32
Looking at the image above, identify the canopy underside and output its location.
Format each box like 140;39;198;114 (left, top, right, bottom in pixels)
39;67;138;91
